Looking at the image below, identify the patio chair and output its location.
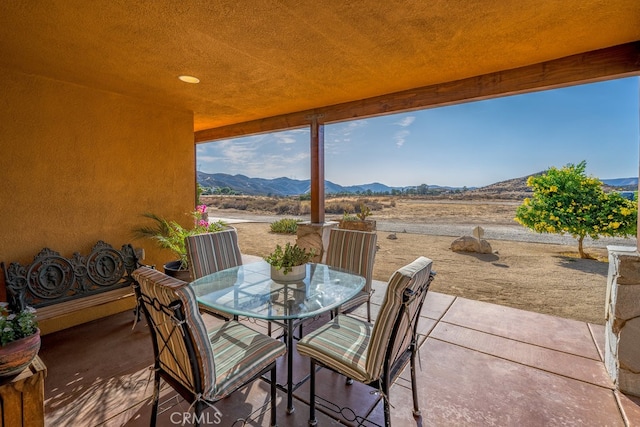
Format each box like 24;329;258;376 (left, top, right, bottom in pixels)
185;229;243;321
325;228;377;321
297;256;435;427
132;266;286;427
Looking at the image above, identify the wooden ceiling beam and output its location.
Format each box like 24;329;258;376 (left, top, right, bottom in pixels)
195;42;640;143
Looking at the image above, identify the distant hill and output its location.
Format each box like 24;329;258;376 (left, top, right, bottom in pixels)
462;173;541;199
197;172;405;196
197;171;638;198
465;174;639;199
601;177;638;189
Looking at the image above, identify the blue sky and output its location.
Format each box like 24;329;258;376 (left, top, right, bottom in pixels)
197;77;639;188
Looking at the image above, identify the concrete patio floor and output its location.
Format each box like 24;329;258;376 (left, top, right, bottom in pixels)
40;280;640;426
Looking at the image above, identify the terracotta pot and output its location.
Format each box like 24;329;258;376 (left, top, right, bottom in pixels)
0;329;41;377
163;261;192;282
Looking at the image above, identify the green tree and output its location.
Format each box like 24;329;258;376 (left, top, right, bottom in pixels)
515;161;637;258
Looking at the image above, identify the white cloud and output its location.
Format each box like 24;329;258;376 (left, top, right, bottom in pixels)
326;120;368;154
198;130;312;178
197;155;220;162
240;151;310;178
277;136;297;144
395;116;416;127
217;139;261;165
394;130;410;147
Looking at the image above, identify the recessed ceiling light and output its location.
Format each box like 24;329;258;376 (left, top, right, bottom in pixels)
178;75;200;84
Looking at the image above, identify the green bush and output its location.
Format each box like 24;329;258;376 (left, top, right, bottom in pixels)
270;218;301;234
515;160;637;258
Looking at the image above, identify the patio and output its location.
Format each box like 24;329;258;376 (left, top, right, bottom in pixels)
40;279;640;426
0;3;637;425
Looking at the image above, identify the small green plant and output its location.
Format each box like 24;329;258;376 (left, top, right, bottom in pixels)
264;243;316;274
356;203;372;220
342;203;372;221
270;218;301;234
0;302;38;346
341;212;359;221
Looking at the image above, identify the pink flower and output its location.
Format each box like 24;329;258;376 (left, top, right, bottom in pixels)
198;220;209;227
196;205;207;214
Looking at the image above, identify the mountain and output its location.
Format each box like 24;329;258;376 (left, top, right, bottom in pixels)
601;177;638;189
197;172;403;196
197;171;638;197
463;172;541;199
197;173;307;195
466;173;639;199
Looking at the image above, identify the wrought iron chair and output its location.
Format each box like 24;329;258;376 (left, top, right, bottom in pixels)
297;257;435;427
132;266;286;427
185;229;243;321
325;228;378;321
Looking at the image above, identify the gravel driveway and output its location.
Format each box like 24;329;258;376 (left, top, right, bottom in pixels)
211;213;637;249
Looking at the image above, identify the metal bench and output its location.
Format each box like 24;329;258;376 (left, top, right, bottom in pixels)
1;241;140;334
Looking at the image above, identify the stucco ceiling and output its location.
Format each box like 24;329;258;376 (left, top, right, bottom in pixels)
0;1;639;133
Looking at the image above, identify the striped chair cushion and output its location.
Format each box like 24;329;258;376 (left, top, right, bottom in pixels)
339;291;370;314
133;267;217;399
208;321;286;399
296;314;373;382
298;257;432;383
366;257;432;379
325;228;377;304
186;229;243;279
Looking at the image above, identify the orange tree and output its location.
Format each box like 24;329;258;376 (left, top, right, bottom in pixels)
515;161;637;258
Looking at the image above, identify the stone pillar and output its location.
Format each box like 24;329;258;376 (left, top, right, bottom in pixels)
605;245;640;396
296;221;338;263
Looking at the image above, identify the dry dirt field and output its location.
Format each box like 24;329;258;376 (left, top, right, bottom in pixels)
207;198;635;325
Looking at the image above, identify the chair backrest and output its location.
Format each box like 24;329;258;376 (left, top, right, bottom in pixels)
186;228;243;280
366;257;434;379
132;266;216;400
325;228;377;293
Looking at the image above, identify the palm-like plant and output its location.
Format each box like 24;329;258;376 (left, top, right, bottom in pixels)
133;208;226;269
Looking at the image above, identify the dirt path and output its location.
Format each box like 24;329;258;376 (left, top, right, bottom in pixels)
209;211;635;248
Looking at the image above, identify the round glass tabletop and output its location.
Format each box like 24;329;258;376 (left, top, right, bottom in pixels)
190;261;365;321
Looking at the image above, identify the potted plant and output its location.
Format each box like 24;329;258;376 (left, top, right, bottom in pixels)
133;205;227;280
0;301;39;377
339;203;376;231
264;242;315;282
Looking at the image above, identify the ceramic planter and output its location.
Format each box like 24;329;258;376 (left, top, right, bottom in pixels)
270;264;306;283
0;329;41;377
164;260;192;282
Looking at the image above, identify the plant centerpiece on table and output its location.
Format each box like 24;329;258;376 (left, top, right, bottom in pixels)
133;205;227;279
339;203;376;231
0;301;40;376
264;242;315;282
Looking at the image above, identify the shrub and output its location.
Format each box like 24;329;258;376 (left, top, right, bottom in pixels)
325;201;355;214
270;218;301;234
275;200;301;215
515;161;637;258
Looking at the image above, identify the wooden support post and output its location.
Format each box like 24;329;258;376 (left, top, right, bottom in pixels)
309;115;325;224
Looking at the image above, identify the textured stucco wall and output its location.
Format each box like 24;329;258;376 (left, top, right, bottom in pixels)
0;68;195;282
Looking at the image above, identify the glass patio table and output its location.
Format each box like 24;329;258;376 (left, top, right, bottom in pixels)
190;260;365;414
